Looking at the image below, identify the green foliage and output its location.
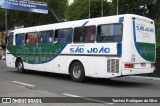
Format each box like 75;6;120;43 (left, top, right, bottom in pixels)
157;32;160;47
0;9;5;31
66;0;111;20
111;0;156;17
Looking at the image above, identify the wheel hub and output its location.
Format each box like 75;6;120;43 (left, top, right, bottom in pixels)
73;66;81;78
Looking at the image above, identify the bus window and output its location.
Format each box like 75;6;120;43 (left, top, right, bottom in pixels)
39;30;54;44
97;23;123;42
33;32;38;45
16;33;25;45
84;26;96;43
74;26;96;43
7;33;13;47
26;32;38;45
16;34;20;45
26;33;33;44
46;31;54;43
74;27;85;43
114;24;123;35
54;28;72;43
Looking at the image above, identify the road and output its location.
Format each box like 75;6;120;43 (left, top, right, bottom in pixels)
0;60;160;106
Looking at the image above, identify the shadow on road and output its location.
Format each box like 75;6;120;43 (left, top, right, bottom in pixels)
8;69;151;88
84;78;150;87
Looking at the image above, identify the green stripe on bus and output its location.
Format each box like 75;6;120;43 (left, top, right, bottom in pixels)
8;44;66;64
136;42;155;61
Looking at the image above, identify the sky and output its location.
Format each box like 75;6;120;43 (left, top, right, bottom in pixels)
68;0;74;5
67;0;113;5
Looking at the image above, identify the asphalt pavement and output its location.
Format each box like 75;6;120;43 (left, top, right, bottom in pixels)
0;60;160;106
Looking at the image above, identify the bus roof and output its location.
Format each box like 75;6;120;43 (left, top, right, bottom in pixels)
13;14;154;34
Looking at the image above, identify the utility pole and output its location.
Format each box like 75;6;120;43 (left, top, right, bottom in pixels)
101;0;103;17
117;0;118;15
89;0;90;18
5;9;7;36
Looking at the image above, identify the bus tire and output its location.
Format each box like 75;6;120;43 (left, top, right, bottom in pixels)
17;59;26;73
70;62;85;82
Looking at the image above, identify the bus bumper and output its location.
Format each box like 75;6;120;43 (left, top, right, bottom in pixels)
122;68;155;76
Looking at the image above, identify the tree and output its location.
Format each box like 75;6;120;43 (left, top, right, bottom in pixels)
66;0;112;21
155;0;160;48
0;9;5;31
110;0;156;17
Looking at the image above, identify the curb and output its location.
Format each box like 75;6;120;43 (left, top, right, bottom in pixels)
127;76;160;81
0;60;5;61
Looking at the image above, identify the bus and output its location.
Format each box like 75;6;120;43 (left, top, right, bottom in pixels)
6;14;156;82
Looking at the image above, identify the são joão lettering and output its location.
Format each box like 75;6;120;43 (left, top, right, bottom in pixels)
70;47;110;53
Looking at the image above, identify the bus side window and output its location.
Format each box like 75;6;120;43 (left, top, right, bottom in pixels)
74;27;84;43
26;32;38;45
7;33;13;47
96;24;123;42
66;29;72;42
16;34;21;45
39;30;53;44
33;32;38;45
16;33;25;45
42;32;46;43
28;33;33;44
21;34;25;45
54;28;72;43
61;29;72;43
113;24;123;42
84;26;96;43
46;31;51;43
38;32;42;44
58;30;62;43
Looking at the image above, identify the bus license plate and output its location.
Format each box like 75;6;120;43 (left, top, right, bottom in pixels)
141;63;146;67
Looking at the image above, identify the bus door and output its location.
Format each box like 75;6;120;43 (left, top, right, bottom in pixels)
6;32;14;67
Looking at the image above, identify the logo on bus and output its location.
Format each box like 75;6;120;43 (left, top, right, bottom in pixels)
70;46;110;54
136;24;154;33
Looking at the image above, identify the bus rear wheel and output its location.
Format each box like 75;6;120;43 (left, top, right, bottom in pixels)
70;62;85;82
17;59;26;73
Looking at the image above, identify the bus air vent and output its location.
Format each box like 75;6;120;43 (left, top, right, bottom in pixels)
107;59;119;73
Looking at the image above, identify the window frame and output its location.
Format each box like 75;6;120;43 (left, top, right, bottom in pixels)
96;23;123;43
73;25;96;43
7;33;13;47
15;33;25;45
54;28;73;44
39;30;54;44
25;32;39;45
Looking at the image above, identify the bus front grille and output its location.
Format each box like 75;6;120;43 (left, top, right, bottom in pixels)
107;59;119;73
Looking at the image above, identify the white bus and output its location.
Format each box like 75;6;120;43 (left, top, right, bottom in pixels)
6;14;156;82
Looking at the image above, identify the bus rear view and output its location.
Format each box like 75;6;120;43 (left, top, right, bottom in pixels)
122;14;156;76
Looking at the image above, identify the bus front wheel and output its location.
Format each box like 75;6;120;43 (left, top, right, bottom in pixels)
70;62;85;82
17;59;26;73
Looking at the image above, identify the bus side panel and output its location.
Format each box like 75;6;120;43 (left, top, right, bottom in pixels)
48;55;122;79
6;50;16;68
121;16;132;63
